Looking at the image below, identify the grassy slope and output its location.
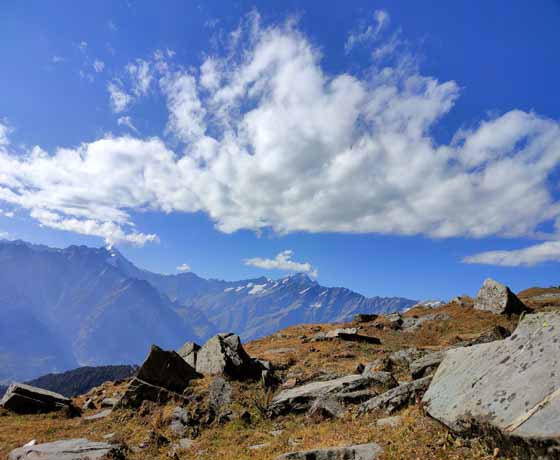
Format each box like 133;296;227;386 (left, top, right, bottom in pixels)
1;288;557;460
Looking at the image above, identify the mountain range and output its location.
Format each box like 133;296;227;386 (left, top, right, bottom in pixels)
0;239;416;382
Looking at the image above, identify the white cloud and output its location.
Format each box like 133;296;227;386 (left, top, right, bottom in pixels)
464;241;560;267
245;250;318;278
0;231;10;239
0;121;11;145
108;81;132;113
127;59;152;96
117;116;138;133
1;14;560;257
0;208;14;218
345;9;390;53
52;55;65;64
177;263;191;272
78;41;88;51
93;59;105;73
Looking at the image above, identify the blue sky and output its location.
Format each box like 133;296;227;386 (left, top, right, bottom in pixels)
1;0;560;300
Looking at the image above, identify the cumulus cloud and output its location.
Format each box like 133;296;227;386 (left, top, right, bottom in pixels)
1;13;560;256
245;250;318;278
177;263;191;272
463;241;560;267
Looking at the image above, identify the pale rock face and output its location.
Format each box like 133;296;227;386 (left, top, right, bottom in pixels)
474;278;529;315
275;443;383;460
8;439;124;460
423;312;560;458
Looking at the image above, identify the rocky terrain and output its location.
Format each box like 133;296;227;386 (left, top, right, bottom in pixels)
1;278;558;459
0;240;415;382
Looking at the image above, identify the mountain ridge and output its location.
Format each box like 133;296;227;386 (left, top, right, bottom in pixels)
0;239;416;382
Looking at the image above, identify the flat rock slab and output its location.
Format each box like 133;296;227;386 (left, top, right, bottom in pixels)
84;409;112;421
410;351;446;379
0;383;71;414
360;376;432;414
8;438;125;460
423;312;560;458
276;443;383;460
270;374;372;415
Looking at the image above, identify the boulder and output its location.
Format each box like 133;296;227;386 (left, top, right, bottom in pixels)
136;345;199;393
354;313;378;323
474;278;530;315
388;348;426;368
270;374;373;415
195;333;261;380
169;406;190;436
452;325;511;348
208;376;232;416
450;295;473;307
83;409;112;421
307;396;344;421
325;328;381;344
423;312;560;459
376;415;403;428
177;341;200;368
410;351;446;379
360;370;398;389
276;443;383;460
117;345;199;408
401;312;451;331
8;438;126;460
360;376;432;414
0;383;73;414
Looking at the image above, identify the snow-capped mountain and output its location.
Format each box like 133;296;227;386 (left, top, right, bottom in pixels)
0;240;416;382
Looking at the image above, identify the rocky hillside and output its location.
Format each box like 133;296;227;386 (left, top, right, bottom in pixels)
0;240;415;382
1;279;558;460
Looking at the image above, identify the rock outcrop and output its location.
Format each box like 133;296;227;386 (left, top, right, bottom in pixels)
324;328;381;344
270;374;373;415
0;383;74;414
410;351;446;379
117;345;199;408
360;377;432;414
276;443;383;460
423;312;560;459
8;439;126;460
195;333;261;380
474;278;529;315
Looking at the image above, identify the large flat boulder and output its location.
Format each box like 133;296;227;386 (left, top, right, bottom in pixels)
195;333;261;380
0;383;72;414
275;443;383;460
8;439;126;460
474;278;530;315
423;312;560;458
360;377;432;414
270;374;372;415
410;350;446;379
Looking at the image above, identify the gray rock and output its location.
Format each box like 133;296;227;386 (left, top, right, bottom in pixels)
101;397;118;408
452;325;511;348
401;312;451;331
334;389;376;403
195;333;261;380
177;341;201;368
423;312;560;458
136;344;199;393
8;438;126;460
325;328;381;344
84;409;112;420
360;376;432;414
116;378;176;408
410;351;446;379
474;278;530;315
82;399;95;410
361;370;398;389
307;396;344;420
0;383;72;414
354;313;378;323
208;377;232;416
450;295;473;307
275;443;383;460
170;406;190;436
270;374;373;415
388;348;426;368
385;313;403;330
376;415;403;428
265;347;297;354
